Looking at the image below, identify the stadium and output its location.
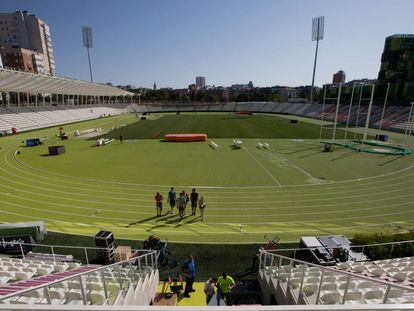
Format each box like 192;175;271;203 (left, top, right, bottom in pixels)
1;2;414;311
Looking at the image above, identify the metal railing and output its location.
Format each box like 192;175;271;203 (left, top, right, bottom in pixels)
0;240;142;265
0;250;158;305
259;250;414;305
0;304;414;310
268;238;414;261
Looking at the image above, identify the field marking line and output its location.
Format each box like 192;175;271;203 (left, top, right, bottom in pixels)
243;148;281;186
3;195;413;225
3;188;413;218
3;207;414;241
268;147;320;184
1;178;413;216
7;143;414;197
3;151;414;208
3;163;412;206
4;137;414;190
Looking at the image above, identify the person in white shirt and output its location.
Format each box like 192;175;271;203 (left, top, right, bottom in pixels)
204;276;217;304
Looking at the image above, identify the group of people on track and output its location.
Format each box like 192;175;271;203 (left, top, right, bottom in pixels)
154;187;206;220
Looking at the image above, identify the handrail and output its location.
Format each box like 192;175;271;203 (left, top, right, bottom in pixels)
0;249;158;301
1;304;414;310
266;238;414;253
259;250;414;293
0;240;146;265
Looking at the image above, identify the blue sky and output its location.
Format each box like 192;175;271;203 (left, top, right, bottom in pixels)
2;0;413;88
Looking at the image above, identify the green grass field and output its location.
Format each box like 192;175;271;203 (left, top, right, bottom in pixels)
0;113;413;244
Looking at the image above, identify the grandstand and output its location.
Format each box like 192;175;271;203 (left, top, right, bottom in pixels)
1;68;414;310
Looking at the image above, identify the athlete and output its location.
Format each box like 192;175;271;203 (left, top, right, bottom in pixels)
190;188;199;216
154;192;163;217
168;187;177;214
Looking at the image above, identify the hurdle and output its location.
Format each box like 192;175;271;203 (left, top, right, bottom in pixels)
96;138;115;146
209;141;219;149
264;143;270;149
257;143;264;148
233;139;243;149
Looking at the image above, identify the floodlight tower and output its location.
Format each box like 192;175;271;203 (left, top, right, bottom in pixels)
310;16;324;103
82;26;94;82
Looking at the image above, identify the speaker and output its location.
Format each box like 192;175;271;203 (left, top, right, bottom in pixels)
95;231;115;264
48;146;65;156
375;134;388;142
324;143;334;152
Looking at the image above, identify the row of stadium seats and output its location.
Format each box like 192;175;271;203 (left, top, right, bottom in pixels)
336;257;414;283
0;256;81;285
1;101;413;133
0;254;158;306
0;105;126;132
258;253;414;306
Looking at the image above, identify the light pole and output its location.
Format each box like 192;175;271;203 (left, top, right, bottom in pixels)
310;16;324;103
82;26;94;82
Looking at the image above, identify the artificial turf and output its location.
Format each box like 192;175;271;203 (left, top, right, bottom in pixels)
105;113;353;139
0;113;413;244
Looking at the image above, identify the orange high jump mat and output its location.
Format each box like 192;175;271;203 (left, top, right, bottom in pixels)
164;134;208;142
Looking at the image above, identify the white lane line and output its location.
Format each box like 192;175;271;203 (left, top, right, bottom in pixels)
270;148;320;184
6;142;414;190
2;209;414;240
7;145;414;198
2;198;413;224
243;148;281;186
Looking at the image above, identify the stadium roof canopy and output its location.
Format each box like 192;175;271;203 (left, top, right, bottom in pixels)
0;68;133;96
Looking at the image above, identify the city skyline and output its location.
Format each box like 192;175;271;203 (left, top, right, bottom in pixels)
1;0;413;88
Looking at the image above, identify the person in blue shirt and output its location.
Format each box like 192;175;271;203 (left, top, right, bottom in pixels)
167;187;177;214
183;255;195;298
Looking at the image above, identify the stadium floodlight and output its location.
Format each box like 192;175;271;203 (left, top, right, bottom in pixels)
82;26;94;82
310;16;324;103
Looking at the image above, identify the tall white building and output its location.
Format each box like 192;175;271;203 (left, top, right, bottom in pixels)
196;76;206;89
0;10;56;75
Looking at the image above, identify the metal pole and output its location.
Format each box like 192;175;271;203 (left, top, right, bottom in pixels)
315;268;324;305
318;85;327;141
344;83;356;140
78;276;87;305
51;246;56;263
331;83;342;144
84;248;89;266
310;38;319;103
361;84;375;150
404;103;414;136
341;275;352;304
354;85;364;140
378;83;390;134
407;102;414;139
19;243;25;259
87;47;93;82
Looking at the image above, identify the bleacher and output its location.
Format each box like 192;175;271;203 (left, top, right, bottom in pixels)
0;105;126;133
258;251;414;306
0;251;158;306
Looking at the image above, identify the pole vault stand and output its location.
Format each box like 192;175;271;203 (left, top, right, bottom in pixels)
320;140;412;156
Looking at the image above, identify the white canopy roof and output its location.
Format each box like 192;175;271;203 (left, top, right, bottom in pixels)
0;68;133;96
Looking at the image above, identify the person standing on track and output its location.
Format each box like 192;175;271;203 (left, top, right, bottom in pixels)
190;188;199;216
154;192;163;217
199;196;206;221
178;192;187;220
168;187;177;214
